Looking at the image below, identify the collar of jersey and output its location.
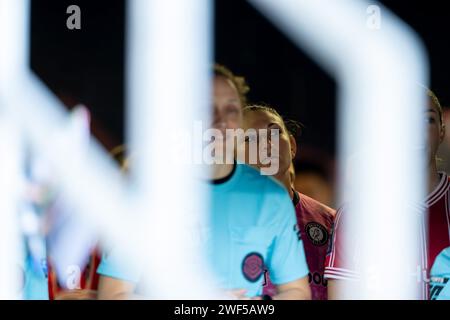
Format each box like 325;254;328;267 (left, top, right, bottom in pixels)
425;171;449;207
210;163;243;192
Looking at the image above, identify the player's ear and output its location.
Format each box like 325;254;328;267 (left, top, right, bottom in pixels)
440;123;446;143
289;134;297;159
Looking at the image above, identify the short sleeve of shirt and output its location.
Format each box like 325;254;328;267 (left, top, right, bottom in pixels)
266;191;309;285
324;207;359;280
96;245;142;284
430;247;450;300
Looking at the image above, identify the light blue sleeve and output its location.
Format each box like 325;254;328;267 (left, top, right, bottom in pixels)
23;255;49;300
266;192;309;285
96;245;142;284
430;247;450;300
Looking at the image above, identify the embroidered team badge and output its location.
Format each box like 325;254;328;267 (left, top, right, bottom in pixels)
242;252;264;282
305;222;328;246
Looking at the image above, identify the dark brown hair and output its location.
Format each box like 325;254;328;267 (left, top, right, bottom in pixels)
243;104;303;138
427;89;443;125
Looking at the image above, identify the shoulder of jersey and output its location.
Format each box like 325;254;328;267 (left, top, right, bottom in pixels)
298;192;336;219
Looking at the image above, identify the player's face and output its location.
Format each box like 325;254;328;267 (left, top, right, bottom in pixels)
242;110;294;178
426;98;445;165
211;76;243;161
212;76;243;133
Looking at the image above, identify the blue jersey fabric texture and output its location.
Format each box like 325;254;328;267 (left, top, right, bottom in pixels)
22;248;49;300
97;164;309;297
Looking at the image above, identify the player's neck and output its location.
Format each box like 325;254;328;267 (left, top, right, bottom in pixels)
428;162;440;195
275;170;294;199
211;162;235;181
197;147;235;181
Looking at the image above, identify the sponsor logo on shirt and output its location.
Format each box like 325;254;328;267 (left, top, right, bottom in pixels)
308;271;328;287
430;276;449;300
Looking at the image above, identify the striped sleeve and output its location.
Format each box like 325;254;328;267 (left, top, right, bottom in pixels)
324;207;360;280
